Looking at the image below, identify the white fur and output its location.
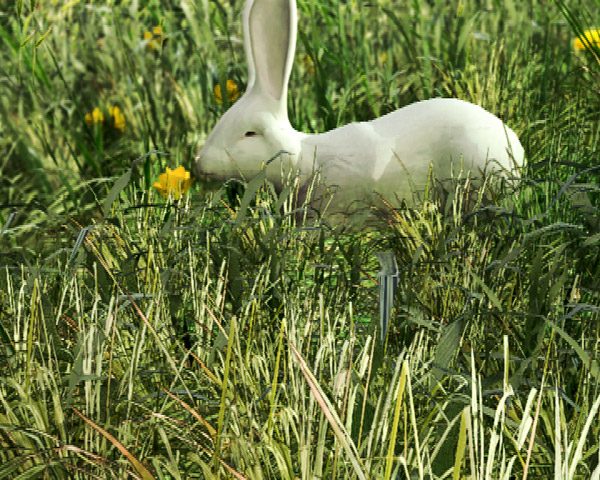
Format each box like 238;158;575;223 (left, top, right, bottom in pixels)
196;0;524;215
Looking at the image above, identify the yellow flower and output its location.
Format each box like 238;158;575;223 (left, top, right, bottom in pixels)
153;166;194;200
144;25;165;51
297;53;315;74
109;105;126;132
85;107;104;126
574;29;600;51
213;79;240;105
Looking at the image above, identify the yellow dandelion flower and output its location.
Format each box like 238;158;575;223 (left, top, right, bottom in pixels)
85;107;104;126
297;53;315;74
153;166;194;200
213;79;240;105
109;105;126;133
144;25;165;51
574;29;600;51
379;52;388;64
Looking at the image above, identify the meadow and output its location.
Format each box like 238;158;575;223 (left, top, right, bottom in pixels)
1;0;600;478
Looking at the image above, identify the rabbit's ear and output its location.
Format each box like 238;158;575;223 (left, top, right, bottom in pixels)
243;0;297;108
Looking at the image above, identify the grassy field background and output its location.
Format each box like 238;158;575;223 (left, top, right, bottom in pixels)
1;0;600;478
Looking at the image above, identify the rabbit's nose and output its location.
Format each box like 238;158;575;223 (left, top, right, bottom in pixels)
195;151;205;167
194;154;207;175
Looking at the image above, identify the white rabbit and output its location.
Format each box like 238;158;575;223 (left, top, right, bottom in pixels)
196;0;524;217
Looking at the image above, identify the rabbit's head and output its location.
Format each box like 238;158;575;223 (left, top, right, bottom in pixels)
196;0;303;186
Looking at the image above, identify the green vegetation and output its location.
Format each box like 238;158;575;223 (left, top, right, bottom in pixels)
1;0;599;478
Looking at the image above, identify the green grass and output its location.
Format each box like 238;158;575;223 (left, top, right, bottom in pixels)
1;0;600;478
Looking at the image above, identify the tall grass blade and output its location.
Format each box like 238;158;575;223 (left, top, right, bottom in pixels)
213;316;236;473
384;360;408;480
0;212;17;237
288;338;367;480
103;169;132;219
376;251;399;344
72;408;155;480
567;393;600;479
68;225;94;265
452;407;469;480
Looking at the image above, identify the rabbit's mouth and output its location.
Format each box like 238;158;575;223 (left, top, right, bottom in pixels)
196;171;226;183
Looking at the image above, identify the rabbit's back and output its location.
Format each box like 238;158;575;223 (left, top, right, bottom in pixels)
374;98;523;172
298;97;523;211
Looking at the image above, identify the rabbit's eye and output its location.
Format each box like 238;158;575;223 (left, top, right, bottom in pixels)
245;131;257;137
